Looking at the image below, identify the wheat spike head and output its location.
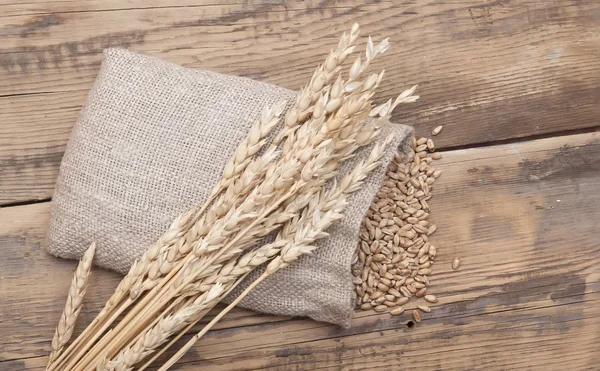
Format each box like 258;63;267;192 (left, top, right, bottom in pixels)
47;242;96;368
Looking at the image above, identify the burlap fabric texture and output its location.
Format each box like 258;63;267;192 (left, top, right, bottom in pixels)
45;48;413;327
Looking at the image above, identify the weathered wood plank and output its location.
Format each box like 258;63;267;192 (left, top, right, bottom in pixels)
5;297;598;370
187;298;600;370
1;131;598;369
0;1;236;17
0;90;84;204
0;0;359;17
1;0;599;204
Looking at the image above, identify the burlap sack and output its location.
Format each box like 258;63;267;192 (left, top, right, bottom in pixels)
45;48;413;327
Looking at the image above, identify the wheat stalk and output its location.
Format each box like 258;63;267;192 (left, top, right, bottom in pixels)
46;242;95;368
272;23;361;147
101;271;248;371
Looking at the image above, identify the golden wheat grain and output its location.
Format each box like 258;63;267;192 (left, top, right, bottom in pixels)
353;130;446;320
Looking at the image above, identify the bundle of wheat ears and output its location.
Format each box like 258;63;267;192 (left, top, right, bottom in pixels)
45;24;419;370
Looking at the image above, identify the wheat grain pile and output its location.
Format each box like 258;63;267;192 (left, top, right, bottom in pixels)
352;128;445;323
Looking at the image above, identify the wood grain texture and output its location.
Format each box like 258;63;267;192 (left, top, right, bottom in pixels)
1;0;599;204
1;131;598;370
0;90;83;204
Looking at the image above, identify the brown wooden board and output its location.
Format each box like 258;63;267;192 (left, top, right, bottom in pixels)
1;0;599;204
1;131;598;370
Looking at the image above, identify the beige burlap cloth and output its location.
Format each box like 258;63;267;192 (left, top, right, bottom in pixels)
45;48;413;328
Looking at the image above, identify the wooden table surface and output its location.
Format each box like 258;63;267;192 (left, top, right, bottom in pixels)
1;1;599;370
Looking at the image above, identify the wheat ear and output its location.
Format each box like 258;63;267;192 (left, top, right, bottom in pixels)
154;27;388;301
46;242;95;368
272;23;361;147
100;284;224;371
217;101;287;192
